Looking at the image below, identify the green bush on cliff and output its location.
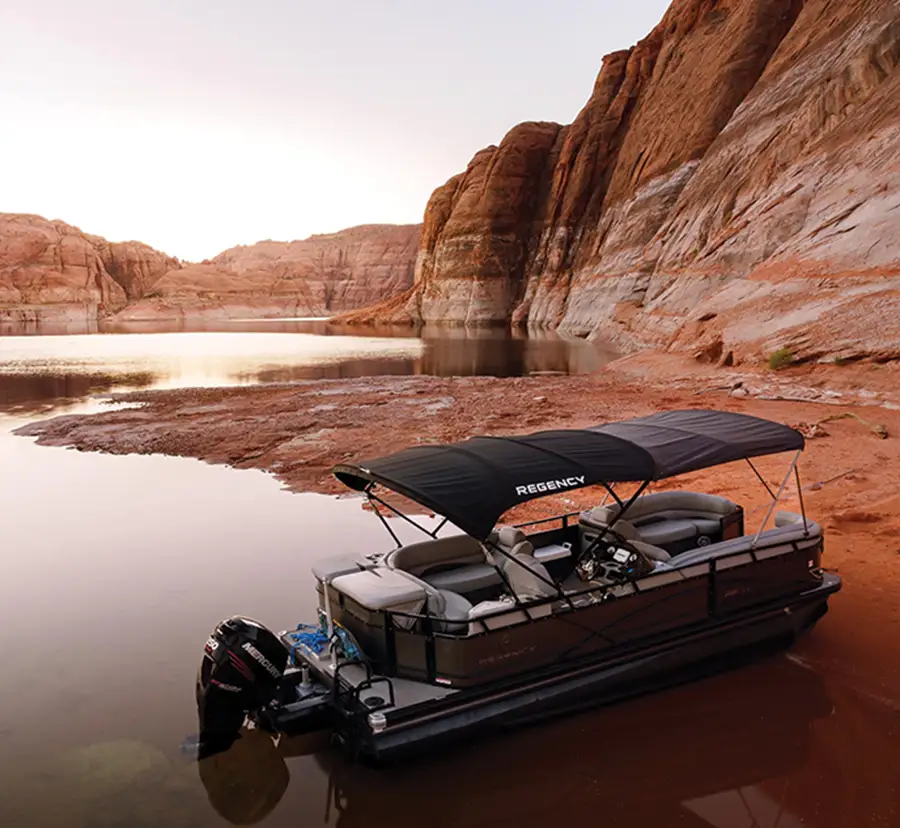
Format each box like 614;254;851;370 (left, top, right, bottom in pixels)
768;348;795;371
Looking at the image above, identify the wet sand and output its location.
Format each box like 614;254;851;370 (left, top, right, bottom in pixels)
16;354;900;708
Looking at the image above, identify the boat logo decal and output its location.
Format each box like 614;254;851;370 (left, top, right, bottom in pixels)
478;645;536;666
211;679;242;693
516;476;585;496
241;642;283;679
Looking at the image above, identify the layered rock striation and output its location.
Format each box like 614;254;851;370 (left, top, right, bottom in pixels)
0;214;179;325
370;0;900;364
116;224;420;321
1;216;421;324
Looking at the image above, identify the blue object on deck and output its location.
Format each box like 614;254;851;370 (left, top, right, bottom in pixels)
287;623;330;663
286;615;364;665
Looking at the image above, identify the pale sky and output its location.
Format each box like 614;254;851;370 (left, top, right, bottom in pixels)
0;1;671;261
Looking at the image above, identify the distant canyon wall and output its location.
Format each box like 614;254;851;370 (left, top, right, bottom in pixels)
0;214;179;326
116;224;421;322
362;0;900;365
0;214;421;325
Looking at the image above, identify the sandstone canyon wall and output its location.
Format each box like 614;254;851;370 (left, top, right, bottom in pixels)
371;0;900;365
0;215;421;325
0;214;179;325
115;224;420;321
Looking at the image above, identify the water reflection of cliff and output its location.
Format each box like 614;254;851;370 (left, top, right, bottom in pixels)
191;656;900;828
243;360;417;384
0;371;156;413
244;325;614;380
417;326;615;377
1;324;615;409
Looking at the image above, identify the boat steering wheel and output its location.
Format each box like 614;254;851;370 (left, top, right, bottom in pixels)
576;529;640;583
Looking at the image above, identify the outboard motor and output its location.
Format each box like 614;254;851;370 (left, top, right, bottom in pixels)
196;616;289;758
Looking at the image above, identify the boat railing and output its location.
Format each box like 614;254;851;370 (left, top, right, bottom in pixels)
368;567;688;684
513;511;581;533
340;521;824;686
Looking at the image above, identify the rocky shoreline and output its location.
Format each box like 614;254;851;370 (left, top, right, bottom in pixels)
16;354;900;493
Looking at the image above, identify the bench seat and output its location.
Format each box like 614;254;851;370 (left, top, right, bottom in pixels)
637;517;722;547
422;563;503;595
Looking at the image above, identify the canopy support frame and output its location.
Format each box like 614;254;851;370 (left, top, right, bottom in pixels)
601;482;625;510
605;481;651;532
746;459;776;500
366;491;403;548
752;450;802;549
794;464;810;537
365;487;440;546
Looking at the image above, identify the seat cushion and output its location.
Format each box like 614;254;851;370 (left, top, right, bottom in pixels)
468;597;553;633
505;547;557;601
422;563;502;595
690;518;722;536
312;554;372;583
332;569;427;612
428;589;473;635
485;528;534;568
775;510;804;527
579;493;739;535
626;492;739;520
579;510;640;541
497;526;527;548
385;535;484;577
637;519;698;546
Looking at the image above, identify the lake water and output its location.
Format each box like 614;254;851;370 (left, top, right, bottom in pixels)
1;321;899;827
0;319;611;416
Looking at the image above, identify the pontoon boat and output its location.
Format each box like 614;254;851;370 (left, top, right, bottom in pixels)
196;409;841;761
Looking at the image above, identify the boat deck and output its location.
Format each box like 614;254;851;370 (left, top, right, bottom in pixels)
281;634;456;713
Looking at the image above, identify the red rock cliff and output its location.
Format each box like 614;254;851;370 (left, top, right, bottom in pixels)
111;224;421;322
1;216;421;325
383;0;900;364
0;213;179;325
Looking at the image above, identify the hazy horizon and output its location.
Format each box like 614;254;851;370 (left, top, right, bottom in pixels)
1;1;670;261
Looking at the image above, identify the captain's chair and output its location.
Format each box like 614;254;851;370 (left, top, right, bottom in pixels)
484;527;558;602
483;525;527;566
503;542;558;601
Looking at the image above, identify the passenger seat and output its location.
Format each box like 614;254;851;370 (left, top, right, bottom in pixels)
503;542;558;601
425;588;473;635
484;527;558;601
483;525;528;566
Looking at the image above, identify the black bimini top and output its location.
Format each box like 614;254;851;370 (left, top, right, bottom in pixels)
333;410;804;540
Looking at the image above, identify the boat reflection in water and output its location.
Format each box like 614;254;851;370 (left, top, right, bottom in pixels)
198;655;831;827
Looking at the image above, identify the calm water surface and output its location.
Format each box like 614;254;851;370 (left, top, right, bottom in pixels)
1;321;898;827
0;319;611;415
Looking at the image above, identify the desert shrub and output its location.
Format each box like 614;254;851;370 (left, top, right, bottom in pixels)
768;348;794;370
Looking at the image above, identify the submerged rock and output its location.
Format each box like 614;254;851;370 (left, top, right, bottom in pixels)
61;740;171;800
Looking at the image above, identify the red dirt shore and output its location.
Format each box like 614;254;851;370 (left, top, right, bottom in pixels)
16;354;900;700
